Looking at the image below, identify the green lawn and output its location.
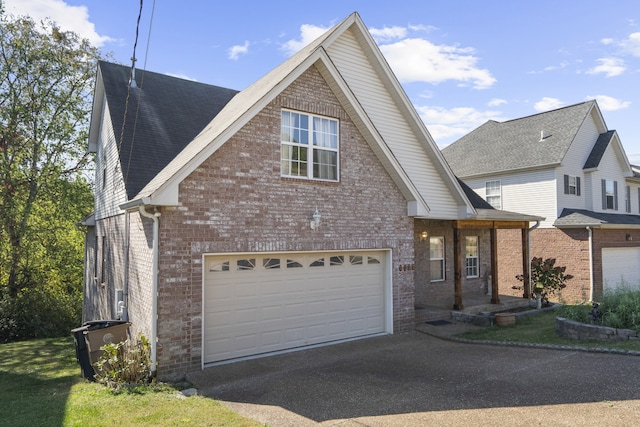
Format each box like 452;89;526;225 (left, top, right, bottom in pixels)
0;337;262;427
456;311;640;352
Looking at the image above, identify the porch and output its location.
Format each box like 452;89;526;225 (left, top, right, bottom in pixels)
415;293;529;324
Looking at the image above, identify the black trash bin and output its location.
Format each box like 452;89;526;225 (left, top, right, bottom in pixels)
71;320;130;380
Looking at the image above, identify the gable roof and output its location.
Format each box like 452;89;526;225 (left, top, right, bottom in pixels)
90;61;239;199
442;101;599;178
555;208;640;229
120;12;475;219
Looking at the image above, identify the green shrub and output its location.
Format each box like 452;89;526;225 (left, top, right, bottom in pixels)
556;304;591;323
560;288;640;331
600;286;640;331
0;285;81;342
94;335;152;390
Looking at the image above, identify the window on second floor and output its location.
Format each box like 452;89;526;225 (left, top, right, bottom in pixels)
485;180;501;209
564;174;581;196
281;110;339;182
601;179;618;210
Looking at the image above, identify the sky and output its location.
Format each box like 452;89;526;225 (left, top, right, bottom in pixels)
5;0;640;163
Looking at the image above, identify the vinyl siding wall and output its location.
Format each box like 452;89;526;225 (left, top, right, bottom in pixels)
327;29;462;218
587;143;631;214
464;169;557;228
94;98;128;221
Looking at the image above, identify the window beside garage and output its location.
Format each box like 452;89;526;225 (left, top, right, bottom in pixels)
430;237;445;281
281;109;339;181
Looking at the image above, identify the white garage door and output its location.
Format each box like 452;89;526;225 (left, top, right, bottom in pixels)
203;250;389;364
602;247;640;291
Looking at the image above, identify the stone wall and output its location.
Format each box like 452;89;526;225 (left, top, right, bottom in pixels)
556;317;640;341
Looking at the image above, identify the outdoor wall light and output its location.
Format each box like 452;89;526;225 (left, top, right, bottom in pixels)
420;231;428;240
310;208;321;230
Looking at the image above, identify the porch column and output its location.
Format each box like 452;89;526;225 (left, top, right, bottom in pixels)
490;228;500;304
453;227;463;310
521;228;531;299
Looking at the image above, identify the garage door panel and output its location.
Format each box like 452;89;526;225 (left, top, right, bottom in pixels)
204;251;388;364
602;248;640;291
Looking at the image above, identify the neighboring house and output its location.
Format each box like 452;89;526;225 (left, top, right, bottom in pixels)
442;100;640;303
81;12;539;380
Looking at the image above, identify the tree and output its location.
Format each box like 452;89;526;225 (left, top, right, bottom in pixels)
0;8;99;298
515;257;574;306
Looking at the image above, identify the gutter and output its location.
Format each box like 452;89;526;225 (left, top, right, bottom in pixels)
138;205;161;375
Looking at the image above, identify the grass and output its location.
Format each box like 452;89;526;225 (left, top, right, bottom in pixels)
456;311;640;352
0;337;262;427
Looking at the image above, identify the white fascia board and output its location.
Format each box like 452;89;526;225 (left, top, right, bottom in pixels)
349;17;474;214
87;67;105;154
314;53;430;216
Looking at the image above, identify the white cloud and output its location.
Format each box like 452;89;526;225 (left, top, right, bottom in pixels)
587;57;626;77
586;95;631;111
281;24;330;56
3;0;114;47
534;97;565;112
380;38;496;89
369;26;408;43
488;98;507;107
620;32;640;57
416;105;505;145
228;41;250;60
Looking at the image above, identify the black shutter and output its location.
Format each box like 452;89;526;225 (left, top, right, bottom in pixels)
614;181;618;211
564;174;569;194
601;179;607;209
576;177;581;196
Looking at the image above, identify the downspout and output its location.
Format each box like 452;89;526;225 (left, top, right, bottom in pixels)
586;226;594;301
122;212;130;321
139;205;161;374
527;221;540;297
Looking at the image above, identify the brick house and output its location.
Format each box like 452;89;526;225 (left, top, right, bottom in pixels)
82;12;539;380
442;100;640;303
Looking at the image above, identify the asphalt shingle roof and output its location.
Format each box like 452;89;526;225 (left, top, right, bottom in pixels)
442;101;596;177
554;208;640;227
99;61;239;199
584;130;615;169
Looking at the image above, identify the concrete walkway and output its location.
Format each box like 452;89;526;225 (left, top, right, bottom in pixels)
187;329;640;426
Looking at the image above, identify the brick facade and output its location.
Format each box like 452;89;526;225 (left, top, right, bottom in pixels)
414;220;492;308
497;227;640;304
154;66;415;380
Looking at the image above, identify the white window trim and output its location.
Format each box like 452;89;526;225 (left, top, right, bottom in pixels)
430;236;445;282
485;180;501;209
465;236;479;278
281;109;339;182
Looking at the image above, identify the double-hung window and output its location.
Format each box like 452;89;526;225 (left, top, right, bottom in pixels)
485;180;501;209
602;179;617;210
563;174;581;196
430;237;445;281
281;110;339;181
465;236;479;278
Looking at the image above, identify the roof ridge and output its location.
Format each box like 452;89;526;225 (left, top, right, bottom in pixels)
500;100;595;125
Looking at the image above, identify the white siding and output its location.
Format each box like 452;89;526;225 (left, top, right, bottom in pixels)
465;169;557;228
586;142;630;214
556;117;600;214
94;99;128;220
327;29;462;218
